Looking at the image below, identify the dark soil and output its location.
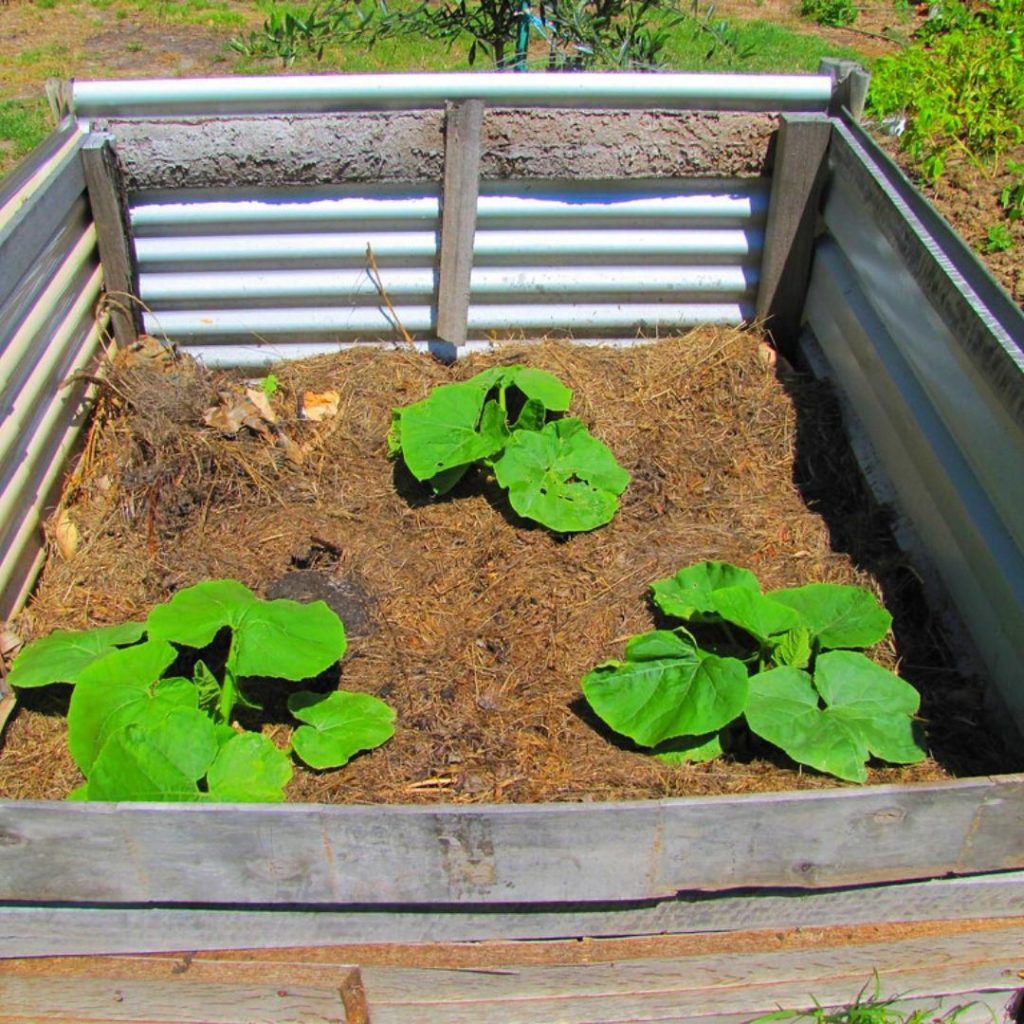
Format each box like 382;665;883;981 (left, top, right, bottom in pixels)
0;327;1012;803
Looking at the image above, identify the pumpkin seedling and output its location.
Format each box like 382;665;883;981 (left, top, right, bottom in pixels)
8;580;395;802
582;561;926;782
389;365;630;533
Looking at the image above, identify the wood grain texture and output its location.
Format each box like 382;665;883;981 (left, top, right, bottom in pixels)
436;100;483;346
356;928;1023;1024
81;134;141;347
755;114;832;355
4;872;1023;956
1;777;1022;906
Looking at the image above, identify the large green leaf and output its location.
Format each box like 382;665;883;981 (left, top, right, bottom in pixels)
744;655;924;783
580;628;748;748
650;561;760;622
86;705;218;801
205;732;292;802
67;640;186;773
492;417;629;532
709;586;804;645
288;690;396;770
392;369;507;485
652;731;724;764
767;583;892;650
146;580;347;681
504;366;572;412
7;620;146;689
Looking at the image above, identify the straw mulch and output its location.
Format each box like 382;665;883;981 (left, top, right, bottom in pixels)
0;327;1008;803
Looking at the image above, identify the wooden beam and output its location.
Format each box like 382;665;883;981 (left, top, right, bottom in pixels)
0;776;1021;906
3;872;1022;957
755;113;832;356
80;134;141;348
435;99;483;347
819;57;872;121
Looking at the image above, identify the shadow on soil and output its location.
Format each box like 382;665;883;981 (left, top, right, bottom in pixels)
779;358;1021;778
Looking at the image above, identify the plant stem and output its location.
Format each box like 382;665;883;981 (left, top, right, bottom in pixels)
218;639;239;725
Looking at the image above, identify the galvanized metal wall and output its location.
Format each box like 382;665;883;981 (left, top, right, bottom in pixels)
801;116;1024;736
65;71;833;363
0;122;106;619
131;177;766;365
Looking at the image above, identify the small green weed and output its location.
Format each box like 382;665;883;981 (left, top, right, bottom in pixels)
799;0;857;28
869;0;1024;182
999;158;1024;221
982;223;1015;254
752;973;986;1024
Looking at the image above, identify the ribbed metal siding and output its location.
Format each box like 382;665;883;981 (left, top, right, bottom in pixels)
801;119;1024;735
133;178;765;364
0;124;106;618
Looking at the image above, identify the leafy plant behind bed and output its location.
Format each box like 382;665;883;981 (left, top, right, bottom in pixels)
581;561;926;782
8;580;395;802
389;365;630;533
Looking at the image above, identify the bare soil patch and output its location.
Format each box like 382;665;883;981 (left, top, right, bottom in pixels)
1;327;1010;803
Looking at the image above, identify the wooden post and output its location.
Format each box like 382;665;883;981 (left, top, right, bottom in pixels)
436;99;484;347
81;133;142;349
755;114;833;357
819;58;871;121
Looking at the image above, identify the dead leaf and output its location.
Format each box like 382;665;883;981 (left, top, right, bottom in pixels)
203;391;271;437
245;387;278;425
276;431;305;466
0;627;23;660
301;390;340;422
54;508;80;561
118;335;176;371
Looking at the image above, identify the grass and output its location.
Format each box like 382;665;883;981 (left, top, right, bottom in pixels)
662;15;866;73
0;98;52;169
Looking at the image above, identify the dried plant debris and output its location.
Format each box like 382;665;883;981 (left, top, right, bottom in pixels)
1;327;1010;803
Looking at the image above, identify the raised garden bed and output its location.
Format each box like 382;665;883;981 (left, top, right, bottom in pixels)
0;72;1022;1021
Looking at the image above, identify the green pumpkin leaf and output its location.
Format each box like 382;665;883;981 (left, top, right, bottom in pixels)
504;366;572;412
288;690;396;770
87;706;218;801
581;628;748;748
7;620;146;689
652;731;724;764
511;397;547;433
769;626;813;669
651;561;760;622
393;368;507;485
745;654;924;783
767;583;892;650
205;732;292;802
710;586;804;644
146;580;346;681
67;640;186;774
492;417;629;533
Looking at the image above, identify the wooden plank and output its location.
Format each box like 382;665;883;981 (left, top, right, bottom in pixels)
358;925;1023;1024
4;872;1023;956
0;956;361;1023
81;134;141;348
819;58;871;121
755;113;832;356
1;777;1022;905
435;99;483;347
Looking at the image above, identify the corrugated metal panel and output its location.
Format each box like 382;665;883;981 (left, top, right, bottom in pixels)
72;72;832;118
0;126;105;618
134;179;763;347
802;122;1024;735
